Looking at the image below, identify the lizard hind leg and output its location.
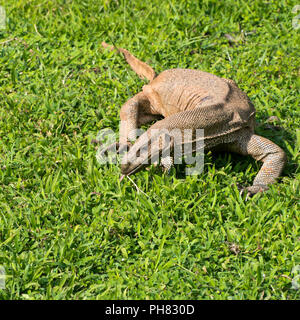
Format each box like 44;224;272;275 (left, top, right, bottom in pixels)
226;131;287;195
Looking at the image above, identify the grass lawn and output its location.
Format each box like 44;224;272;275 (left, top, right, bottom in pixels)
0;0;299;299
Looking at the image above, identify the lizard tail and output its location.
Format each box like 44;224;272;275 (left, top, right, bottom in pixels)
101;41;156;82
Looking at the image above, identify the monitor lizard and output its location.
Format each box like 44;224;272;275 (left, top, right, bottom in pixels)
100;42;286;195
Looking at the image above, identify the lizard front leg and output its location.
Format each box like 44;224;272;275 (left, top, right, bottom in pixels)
227;131;287;195
100;92;159;156
119;92;161;145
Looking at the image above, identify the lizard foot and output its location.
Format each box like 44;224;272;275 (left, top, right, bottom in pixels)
97;142;132;165
99;142;131;157
238;184;269;200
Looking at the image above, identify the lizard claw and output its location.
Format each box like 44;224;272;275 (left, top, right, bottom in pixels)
238;184;269;200
98;142;119;157
99;142;131;157
96;142;132;165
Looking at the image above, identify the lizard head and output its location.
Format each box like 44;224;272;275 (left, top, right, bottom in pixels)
120;129;174;176
120;142;149;176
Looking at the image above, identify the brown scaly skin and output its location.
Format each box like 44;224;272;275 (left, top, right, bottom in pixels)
101;42;287;195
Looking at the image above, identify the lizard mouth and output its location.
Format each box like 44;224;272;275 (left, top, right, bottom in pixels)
120;160;147;177
120;145;157;178
119;163;145;182
120;153;152;177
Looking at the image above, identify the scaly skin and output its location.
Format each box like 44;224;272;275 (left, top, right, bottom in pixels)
101;42;287;195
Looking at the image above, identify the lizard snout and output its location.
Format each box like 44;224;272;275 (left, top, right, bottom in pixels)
121;161;146;176
121;163;132;175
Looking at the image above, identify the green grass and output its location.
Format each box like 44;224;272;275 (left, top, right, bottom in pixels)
0;0;299;300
